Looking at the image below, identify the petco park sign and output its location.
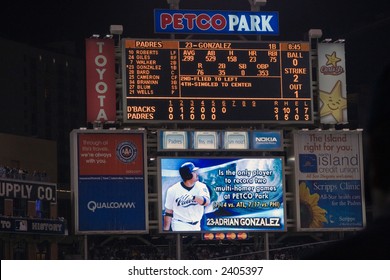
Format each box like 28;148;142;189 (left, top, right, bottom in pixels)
154;9;279;35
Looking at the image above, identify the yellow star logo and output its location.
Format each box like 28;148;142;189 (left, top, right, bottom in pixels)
325;51;341;67
319;80;347;123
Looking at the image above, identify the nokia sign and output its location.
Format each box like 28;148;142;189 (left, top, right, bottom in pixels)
251;131;283;151
154;9;279;35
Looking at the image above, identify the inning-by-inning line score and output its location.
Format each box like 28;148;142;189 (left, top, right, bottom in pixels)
122;39;312;123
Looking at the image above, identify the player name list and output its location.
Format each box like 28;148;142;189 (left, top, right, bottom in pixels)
124;39;312;122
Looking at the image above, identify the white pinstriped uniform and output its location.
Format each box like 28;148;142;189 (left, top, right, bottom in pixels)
165;181;210;231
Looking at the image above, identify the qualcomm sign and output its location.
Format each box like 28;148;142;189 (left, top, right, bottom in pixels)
87;200;136;212
154;9;279;35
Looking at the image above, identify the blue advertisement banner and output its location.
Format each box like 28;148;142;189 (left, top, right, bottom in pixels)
251;131;283;150
160;157;285;232
154;9;279;35
78;177;146;232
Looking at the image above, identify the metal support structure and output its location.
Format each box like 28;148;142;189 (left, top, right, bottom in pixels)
264;232;269;259
167;0;180;39
248;0;267;41
167;0;180;9
308;29;323;125
84;235;88;260
176;233;182;259
248;0;267;10
110;25;124;123
108;3;319;261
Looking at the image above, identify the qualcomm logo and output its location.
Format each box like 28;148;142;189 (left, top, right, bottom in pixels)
87;201;136;212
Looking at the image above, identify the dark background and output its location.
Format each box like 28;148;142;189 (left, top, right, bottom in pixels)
1;0;388;93
0;1;387;43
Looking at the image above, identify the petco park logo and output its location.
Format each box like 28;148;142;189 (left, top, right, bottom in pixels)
154;9;279;35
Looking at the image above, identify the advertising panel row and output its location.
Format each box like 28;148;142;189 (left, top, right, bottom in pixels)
159;130;283;151
70;129;365;234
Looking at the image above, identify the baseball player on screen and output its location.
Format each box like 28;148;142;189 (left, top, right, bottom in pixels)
163;162;211;231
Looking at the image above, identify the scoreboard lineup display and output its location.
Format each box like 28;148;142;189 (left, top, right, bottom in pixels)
123;39;312;123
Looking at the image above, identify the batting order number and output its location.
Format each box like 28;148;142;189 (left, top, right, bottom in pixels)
221;266;263;276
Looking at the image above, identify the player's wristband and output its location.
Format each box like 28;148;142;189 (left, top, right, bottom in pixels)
201;197;207;205
165;212;173;217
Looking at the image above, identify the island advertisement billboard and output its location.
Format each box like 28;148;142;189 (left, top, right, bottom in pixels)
293;130;366;231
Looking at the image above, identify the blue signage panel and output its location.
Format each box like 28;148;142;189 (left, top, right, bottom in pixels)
251;131;283;150
0;216;67;235
154;9;279;35
78;177;146;232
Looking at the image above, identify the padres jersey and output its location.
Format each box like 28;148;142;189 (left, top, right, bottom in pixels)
165;181;210;223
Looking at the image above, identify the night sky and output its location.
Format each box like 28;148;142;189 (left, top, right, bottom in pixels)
1;0;389;95
1;1;387;44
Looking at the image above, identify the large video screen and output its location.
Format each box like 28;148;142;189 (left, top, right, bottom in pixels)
159;157;286;232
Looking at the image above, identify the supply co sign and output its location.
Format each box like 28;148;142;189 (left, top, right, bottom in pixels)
154;9;279;35
0;179;57;202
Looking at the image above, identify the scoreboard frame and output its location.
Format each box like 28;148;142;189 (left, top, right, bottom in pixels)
122;38;314;124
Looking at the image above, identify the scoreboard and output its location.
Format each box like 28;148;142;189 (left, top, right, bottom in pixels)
122;39;313;123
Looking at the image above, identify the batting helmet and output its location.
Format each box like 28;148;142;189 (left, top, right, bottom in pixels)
179;162;199;181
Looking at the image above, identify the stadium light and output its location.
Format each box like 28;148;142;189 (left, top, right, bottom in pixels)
308;29;323;39
250;0;267;6
249;0;267;11
110;25;123;35
167;0;180;9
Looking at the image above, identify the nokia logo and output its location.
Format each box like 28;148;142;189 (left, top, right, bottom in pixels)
256;137;277;143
